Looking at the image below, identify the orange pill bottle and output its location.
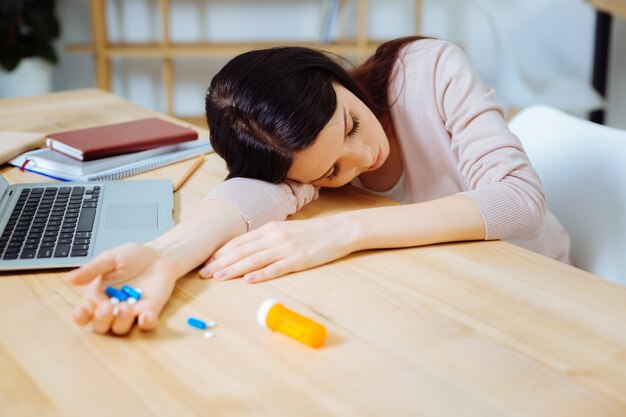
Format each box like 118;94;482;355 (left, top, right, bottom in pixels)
257;298;327;348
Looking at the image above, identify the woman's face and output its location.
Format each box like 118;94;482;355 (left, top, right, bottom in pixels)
286;83;390;188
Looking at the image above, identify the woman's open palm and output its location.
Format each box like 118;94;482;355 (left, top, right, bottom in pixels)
68;242;179;335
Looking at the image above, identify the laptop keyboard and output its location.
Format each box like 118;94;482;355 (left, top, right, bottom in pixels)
0;185;100;260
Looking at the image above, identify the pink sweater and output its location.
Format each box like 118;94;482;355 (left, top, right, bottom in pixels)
204;39;571;263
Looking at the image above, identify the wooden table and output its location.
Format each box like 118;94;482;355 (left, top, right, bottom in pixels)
1;89;626;417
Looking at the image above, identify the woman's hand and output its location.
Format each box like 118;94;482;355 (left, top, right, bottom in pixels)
198;215;358;283
67;242;180;335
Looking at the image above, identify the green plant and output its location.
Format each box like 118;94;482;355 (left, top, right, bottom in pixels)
0;0;60;72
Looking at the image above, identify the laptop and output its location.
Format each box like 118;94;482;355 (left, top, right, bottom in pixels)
0;175;173;271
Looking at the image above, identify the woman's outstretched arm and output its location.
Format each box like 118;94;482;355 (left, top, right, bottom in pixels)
200;193;485;283
67;199;246;335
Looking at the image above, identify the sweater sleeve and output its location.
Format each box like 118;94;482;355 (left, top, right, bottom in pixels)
200;178;319;231
433;42;546;240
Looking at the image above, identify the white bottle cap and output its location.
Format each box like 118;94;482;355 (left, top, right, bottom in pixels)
257;298;279;329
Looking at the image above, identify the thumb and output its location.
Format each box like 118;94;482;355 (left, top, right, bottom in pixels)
67;251;117;285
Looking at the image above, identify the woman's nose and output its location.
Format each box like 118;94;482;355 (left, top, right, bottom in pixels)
347;141;372;168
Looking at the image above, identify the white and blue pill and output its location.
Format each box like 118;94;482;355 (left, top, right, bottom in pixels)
187;317;217;330
121;285;142;300
105;286;128;301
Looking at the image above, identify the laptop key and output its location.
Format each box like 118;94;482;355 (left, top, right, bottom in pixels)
3;252;18;260
77;208;96;232
75;232;91;239
74;239;90;245
71;250;89;257
54;244;70;257
72;244;90;251
20;250;37;259
71;187;85;195
37;248;54;258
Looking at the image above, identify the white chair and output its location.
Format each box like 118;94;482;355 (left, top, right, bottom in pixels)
465;0;605;114
509;106;626;285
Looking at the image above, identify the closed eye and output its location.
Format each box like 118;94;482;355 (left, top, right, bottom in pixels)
348;115;360;137
326;163;341;181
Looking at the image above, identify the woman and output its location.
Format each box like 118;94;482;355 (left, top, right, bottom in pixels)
68;37;570;335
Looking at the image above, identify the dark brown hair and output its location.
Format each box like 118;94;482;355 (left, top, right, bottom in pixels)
352;36;429;118
205;36;429;183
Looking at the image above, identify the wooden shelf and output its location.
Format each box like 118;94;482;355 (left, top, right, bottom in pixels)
81;0;423;121
67;40;387;58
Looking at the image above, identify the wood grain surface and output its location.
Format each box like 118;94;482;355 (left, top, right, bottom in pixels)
1;89;625;417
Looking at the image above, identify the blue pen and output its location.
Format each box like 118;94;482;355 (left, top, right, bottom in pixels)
19;167;71;182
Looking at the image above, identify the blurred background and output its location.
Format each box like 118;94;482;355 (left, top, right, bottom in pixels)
1;0;624;128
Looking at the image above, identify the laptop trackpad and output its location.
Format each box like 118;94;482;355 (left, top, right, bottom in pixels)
106;203;158;229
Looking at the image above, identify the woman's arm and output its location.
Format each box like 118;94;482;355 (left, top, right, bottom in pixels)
431;40;547;240
201;194;485;283
147;199;247;275
345;194;485;252
68;199;247;334
204;177;319;230
69;175;321;335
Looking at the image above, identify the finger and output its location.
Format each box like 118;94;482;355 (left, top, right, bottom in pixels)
74;278;109;326
73;298;97;326
201;240;269;278
213;249;277;281
111;303;136;335
91;300;115;334
134;299;164;331
211;230;264;260
244;259;294;283
67;250;117;285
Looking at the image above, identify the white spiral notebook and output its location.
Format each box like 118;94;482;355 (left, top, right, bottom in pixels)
10;140;213;182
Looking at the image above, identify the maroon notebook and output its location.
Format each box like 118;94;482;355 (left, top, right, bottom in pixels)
46;118;199;161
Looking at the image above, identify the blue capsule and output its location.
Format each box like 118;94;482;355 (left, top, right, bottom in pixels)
105;286;128;301
121;285;142;301
187;317;217;330
187;317;207;330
